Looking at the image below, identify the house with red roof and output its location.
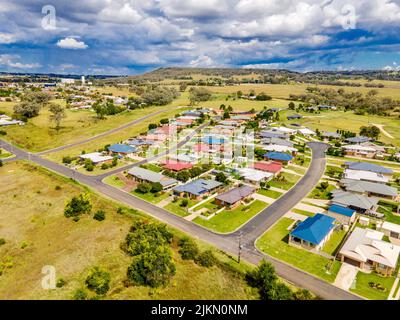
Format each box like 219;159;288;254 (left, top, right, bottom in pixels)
253;161;282;176
162;161;193;172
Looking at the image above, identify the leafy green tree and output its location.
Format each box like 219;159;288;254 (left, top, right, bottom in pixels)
85;267;111;295
148;123;158;130
215;172;227;183
93;210;106;221
127;245;176;288
176;170;190;182
84;159;94;171
136;182;152;194
189;87;212;106
360;125;380;139
48;103;67;132
151;182;163;193
195;250;217;268
64;194;92;218
13;92;51;118
178;237;199;260
180;199;189;207
73;288;88;300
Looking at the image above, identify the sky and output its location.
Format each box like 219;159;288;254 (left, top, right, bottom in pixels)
0;0;400;75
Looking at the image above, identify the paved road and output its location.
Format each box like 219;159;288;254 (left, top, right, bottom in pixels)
36;109;169;155
0;139;362;300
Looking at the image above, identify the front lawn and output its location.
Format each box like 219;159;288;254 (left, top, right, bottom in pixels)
292;209;315;217
193;198;221;213
268;172;300;190
257;188;283;199
322;229;347;256
351;271;396;300
132;189;171;204
164;198;199;217
256;217;341;283
308;183;335;200
194;200;268;233
103;175;125;188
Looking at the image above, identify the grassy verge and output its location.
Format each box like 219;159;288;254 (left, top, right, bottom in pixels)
351;272;396;300
257;188;283;199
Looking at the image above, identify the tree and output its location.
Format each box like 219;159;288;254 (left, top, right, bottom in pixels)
359;125;380;140
255;92;272;101
179;83;187;92
215;172;227;183
127;245;176;288
85;267;111;295
195;250;217;267
160;118;169;125
64;194;92;218
148;123;158;130
93;210;106;221
0;159;2;168
288;102;295;110
180;198;189;207
84;159;94;171
151;182;163;193
189;87;212;105
178;237;199;260
136;182;152;194
223;110;230;119
176;170;190;182
13;92;51;118
48;103;66;132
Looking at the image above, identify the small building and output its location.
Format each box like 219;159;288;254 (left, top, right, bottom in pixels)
345;136;372;144
172;179;223;200
237;168;273;186
127;167;178;190
330;190;378;213
108;144;137;156
262;144;298;155
339;227;400;276
297;128;316;136
79;152;113;165
253;161;282;175
380;222;400;240
287;114;303;120
322;131;341;140
289;214;336;251
215;185;255;209
326;205;356;225
264;151;293;164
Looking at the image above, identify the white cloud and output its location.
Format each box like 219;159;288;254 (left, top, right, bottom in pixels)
98;3;142;24
189;55;216;67
56;37;88;49
0;33;16;44
0;54;40;69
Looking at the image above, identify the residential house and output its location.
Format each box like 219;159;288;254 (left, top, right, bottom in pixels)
340;179;398;200
322;131;341;140
339;227;400;276
259;131;289;140
162;161;193;172
253;161;283;176
79;152;113;165
172;179;223;200
237;168;274;186
289;214;336;251
330;190;379;213
343;162;393;177
108;144;137;157
297;128;316;136
260;137;294;147
262;144;298;155
343;169;389;184
380;222;400;240
215;185;255;209
127;167;178;190
342;144;377;158
287;114;303;120
325;205;356;225
345;136;372;144
264;151;293;164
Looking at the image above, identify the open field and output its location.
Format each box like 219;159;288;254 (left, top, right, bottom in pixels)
0;161;258;300
256;217;341;283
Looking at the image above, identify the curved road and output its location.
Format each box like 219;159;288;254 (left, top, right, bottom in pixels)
0;139;361;300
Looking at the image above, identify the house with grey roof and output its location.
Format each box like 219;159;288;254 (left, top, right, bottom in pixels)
343;161;393;176
260;137;294;147
330;190;378;213
340;179;398;200
128;167;178;190
173;179;223;200
215;185;255;209
345;136;372;144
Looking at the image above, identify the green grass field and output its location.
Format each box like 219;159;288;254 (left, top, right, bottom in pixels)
257;188;283;199
256;218;341;283
193;200;267;233
268;172;300;190
0;161;257;300
164;198;199;217
351;271;396;300
322;229;347;256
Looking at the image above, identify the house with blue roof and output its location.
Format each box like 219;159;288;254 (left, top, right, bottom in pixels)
201;136;227;145
108;144;137;156
289;214;336;250
264;151;293;164
173;179;223;200
326;205;356;225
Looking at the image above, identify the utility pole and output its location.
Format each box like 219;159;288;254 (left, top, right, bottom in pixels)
238;231;243;263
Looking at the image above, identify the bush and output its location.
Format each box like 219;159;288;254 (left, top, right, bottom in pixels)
180;199;189;207
178;237;199;260
0;130;6;136
136;182;152;194
0;238;5;246
93;210;106;221
85;267;111;295
56;278;66;288
101;163;109;170
55;185;62;190
73;288;88;300
195;250;217;268
62;156;73;164
64;194;92;218
150;182;163;193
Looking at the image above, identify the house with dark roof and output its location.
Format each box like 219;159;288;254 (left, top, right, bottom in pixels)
215;185;255;209
258;131;288;140
287;114;303;120
289;214;336;251
173;179;223;200
108;144;137;156
340;179;398;200
343;162;393;176
330;190;378;213
128;167;178;190
345;136;372;144
264;151;293;164
326;205;356;225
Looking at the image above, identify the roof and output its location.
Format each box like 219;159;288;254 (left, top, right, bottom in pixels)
297;128;316;135
201;136;227;145
108;144;136;154
262;144;298;153
128;167;177;187
341;179;398;197
343;169;389;184
322;131;341;138
328;204;356;217
290;214;336;245
216;185;255;205
345;136;371;144
331;190;378;210
173;179;222;196
342;144;376;152
264;151;293;161
340;227;400;268
80;152;113;164
287;114;302;119
254;161;282;173
381;221;400;234
163;161;193;171
260;137;293;147
344;162;393;175
237;168;273;182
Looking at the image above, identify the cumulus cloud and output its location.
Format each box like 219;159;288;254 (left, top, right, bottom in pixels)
56;37;88;49
0;54;40;69
0;33;16;44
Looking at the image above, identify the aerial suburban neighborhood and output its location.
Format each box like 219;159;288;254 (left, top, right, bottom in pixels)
1;1;400;311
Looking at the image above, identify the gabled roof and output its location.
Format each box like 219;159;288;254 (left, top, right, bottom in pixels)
264;151;293;161
341;179;398;197
163;161;193;172
343;169;389;184
328;204;356;217
173;179;222;196
237;168;273;182
216;185;255;205
108;144;136;154
331;190;378;210
345;136;371;144
128;167;177;187
259;130;288;139
344;162;393;175
290;214;336;245
254;161;282;173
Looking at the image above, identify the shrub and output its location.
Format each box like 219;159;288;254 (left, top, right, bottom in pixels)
101;163;109;170
64;194;92;218
136;182;152;194
55;185;62;190
0;238;5;246
73;288;88;300
56;278;66;288
195;250;217;268
180;199;189;207
150;182;163;193
85;267;111;295
62;156;73;164
93;210;106;221
178;237;199;260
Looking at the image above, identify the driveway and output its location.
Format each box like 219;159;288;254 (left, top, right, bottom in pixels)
334;263;358;291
